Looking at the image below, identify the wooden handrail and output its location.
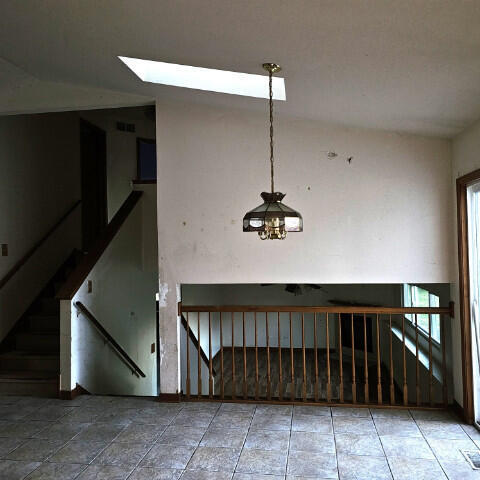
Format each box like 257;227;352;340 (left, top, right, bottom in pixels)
0;200;81;291
75;301;146;378
57;191;142;300
180;314;216;376
180;305;454;316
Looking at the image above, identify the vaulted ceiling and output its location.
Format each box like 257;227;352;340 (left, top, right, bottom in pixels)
1;0;480;137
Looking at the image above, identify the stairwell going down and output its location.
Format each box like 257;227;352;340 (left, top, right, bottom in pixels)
0;251;84;397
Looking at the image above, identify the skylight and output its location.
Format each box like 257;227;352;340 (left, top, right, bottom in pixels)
118;56;286;101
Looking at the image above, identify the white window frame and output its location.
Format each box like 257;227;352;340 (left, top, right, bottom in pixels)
403;283;441;344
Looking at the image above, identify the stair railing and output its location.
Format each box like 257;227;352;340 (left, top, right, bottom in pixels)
179;303;454;407
0;200;81;291
75;301;146;378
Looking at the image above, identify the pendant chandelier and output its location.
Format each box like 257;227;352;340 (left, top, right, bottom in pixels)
243;63;303;240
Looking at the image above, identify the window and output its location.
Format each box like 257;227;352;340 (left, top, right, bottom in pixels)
403;284;440;343
136;138;156;181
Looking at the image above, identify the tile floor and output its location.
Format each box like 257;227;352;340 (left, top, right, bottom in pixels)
0;394;479;479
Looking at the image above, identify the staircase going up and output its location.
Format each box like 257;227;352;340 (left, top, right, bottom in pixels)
0;251;83;397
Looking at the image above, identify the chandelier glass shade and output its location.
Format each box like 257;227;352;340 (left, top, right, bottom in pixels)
243;63;303;240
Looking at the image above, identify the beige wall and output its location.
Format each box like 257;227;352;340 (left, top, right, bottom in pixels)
156;100;454;394
451;118;480;406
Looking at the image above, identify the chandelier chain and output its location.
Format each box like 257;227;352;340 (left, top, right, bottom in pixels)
269;69;274;193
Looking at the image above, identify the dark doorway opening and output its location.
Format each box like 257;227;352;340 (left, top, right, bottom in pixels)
80;119;107;251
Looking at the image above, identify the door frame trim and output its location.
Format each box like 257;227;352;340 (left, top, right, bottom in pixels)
457;168;480;424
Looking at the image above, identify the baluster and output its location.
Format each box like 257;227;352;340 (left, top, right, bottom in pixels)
339;313;344;403
429;313;433;406
326;313;332;402
278;312;283;401
415;313;420;406
220;312;224;400
441;314;448;407
232;312;236;399
363;313;369;404
351;313;356;404
197;312;201;399
389;314;394;405
302;312;307;401
255;312;259;400
314;313;319;402
242;312;247;399
266;313;271;400
376;314;382;405
208;312;213;398
290;312;295;401
186;312;190;399
402;315;408;406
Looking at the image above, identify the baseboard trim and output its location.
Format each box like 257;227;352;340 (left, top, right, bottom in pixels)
157;393;181;402
452;399;467;423
59;383;89;400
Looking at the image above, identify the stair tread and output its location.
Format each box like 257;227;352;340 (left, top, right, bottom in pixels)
0;371;58;380
0;351;60;358
17;331;59;336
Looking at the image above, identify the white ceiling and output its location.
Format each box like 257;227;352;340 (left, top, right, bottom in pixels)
1;0;480;137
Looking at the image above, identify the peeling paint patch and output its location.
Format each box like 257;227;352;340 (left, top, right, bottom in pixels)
158;282;169;307
159;339;166;365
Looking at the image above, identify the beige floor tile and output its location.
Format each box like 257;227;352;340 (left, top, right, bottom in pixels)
140;444;195;469
75;464;133;480
236;448;287;476
337;454;391;480
387;457;446;480
128;467;183;480
333;416;376;435
0;460;42;479
287;451;337;478
47;440;108;464
335;433;384;457
93;442;151;467
292;415;333;434
186;446;240;472
114;423;166;443
332;407;371;418
201;428;247;448
24;462;86;480
6;439;66;462
380;434;434;459
370;408;412;420
158;426;206;446
290;431;335;454
244;430;290;451
373;418;421;437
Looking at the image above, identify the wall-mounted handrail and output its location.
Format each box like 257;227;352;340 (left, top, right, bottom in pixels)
75;301;146;378
180;314;216;376
57;191;142;300
0;200;82;291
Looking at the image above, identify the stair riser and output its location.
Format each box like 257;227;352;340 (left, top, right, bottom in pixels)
28;317;59;332
0;357;59;372
16;335;59;352
36;298;60;315
0;380;58;397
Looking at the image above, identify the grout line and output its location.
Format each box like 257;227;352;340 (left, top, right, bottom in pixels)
413;411;455;479
284;404;294;478
330;407;341;480
231;402;257;478
370;408;395;479
125;399;186;479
